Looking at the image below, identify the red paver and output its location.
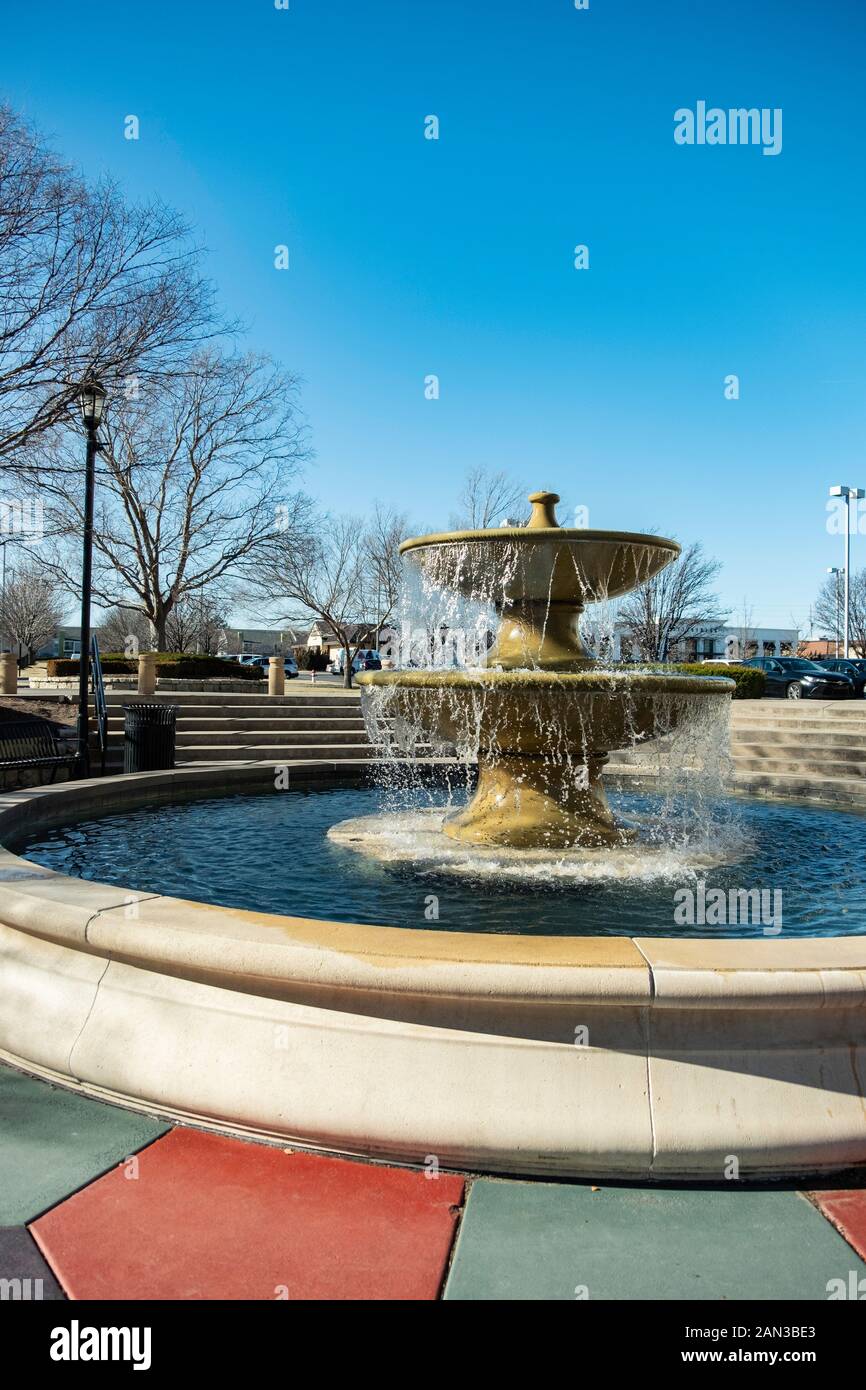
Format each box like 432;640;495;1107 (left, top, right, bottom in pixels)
30;1128;464;1300
807;1188;866;1262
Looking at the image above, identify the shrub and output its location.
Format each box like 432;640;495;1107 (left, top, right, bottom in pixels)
670;662;765;699
298;647;328;671
47;653;263;680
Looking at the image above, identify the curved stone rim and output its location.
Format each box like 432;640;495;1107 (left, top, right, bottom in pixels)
357;669;736;696
399;525;681;556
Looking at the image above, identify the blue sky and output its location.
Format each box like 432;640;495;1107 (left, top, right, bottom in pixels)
4;0;866;630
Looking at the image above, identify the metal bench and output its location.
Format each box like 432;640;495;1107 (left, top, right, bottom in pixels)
0;718;79;788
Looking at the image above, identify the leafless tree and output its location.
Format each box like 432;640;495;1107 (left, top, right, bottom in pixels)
814;569;866;657
361;505;408;630
730;599;757;660
165;591;229;654
0;103;216;467
618;541;727;662
27;350;311;649
96;605;152;655
252;506;410;687
0;560;65;661
449;467;527;529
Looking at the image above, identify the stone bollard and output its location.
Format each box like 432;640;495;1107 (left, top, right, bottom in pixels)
0;653;17;694
268;656;285;697
138;651;157;696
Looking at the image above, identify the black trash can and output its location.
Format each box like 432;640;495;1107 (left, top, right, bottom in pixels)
123;703;178;773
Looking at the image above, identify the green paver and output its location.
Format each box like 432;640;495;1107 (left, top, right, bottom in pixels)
0;1065;170;1223
444;1179;866;1301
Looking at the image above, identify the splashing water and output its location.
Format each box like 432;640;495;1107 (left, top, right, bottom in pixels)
342;505;741;880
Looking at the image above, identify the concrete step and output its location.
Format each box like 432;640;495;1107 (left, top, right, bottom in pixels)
733;755;866;779
105;717;369;733
173;729;373;748
732;768;866;808
731;729;866;750
170;743;381;762
104;700;361;711
733;739;866;761
730;706;866;722
729;717;866;735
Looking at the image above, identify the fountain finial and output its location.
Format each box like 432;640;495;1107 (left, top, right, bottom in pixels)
526;490;560;529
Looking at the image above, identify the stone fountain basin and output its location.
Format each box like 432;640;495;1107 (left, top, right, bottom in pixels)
357;669;734;756
0;765;865;1179
400;528;680;604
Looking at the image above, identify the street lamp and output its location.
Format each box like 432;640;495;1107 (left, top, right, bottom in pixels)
827;567;843;657
829;485;864;659
76;379;107;773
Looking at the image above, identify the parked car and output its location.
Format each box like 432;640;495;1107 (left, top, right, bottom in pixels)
328;649;382;675
815;657;866;697
245;655;299;678
700;657;746;666
742;656;855;699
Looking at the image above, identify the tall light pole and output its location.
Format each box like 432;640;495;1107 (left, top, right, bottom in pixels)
829;485;865;658
77;380;107;774
827;567;842;657
0;538;9;656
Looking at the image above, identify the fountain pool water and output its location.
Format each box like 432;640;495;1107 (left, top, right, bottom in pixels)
17;783;866;938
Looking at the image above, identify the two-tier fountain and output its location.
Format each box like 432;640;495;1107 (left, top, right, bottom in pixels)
356;489;733;850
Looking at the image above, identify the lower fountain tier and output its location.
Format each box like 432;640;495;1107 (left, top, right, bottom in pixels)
357;669;734;849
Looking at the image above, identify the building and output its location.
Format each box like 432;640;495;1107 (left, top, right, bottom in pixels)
36;626;83;659
307;621;397;665
216;627;306;657
612;621;798;663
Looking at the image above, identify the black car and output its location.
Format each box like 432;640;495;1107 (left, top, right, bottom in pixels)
815;657;866;697
743;656;855;700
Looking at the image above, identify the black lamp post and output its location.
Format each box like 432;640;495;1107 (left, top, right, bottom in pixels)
76;379;107;774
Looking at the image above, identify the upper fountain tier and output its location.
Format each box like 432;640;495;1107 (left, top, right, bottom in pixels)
400;490;680;611
400;490;680;671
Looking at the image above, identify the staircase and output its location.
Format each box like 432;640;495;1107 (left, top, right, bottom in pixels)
729;699;866;809
98;688;381;770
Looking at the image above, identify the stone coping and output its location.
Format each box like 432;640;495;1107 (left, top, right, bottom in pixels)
0;762;864;1011
28;677;266;692
357;669;734;695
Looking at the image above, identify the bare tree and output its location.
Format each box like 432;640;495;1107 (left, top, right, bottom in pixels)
27;351;310;648
619;542;727;662
96;605;152;655
449;467;527;529
730;598;757;660
165;591;229;654
0;560;64;662
252;507;409;687
361;505;409;631
0;103;215;466
814;569;866;657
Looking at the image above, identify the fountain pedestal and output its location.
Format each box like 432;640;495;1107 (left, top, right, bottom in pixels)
443;750;621;849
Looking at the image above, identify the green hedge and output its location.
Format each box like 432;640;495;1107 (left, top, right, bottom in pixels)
668;662;765;699
48;653;264;680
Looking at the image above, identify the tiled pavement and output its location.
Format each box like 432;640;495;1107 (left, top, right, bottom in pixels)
2;1062;866;1301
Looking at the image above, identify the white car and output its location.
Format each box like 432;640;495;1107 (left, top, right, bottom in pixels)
246;654;299;678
